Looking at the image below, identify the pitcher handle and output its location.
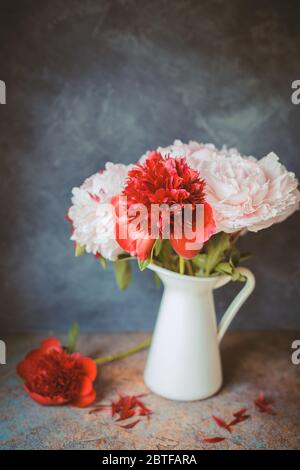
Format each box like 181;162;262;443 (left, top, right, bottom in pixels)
217;267;255;343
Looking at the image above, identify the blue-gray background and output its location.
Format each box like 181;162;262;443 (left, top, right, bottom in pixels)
0;0;299;333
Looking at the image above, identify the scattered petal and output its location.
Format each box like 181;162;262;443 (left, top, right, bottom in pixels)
229;415;250;426
201;437;226;443
229;408;250;426
120;419;141;429
89;393;152;426
212;415;232;433
115;409;136;421
89;404;111;414
255;393;276;415
233;408;247;419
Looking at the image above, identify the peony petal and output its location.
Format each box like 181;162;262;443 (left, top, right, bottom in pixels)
24;386;68;406
259;152;282;179
203;202;217;241
201;436;226;444
80;357;97;381
16;349;43;380
115;225;137;255
72;388;96;408
78;376;93;397
113;198;138;255
135;236;155;261
170;202;216;259
170;235;202;259
40;338;61;352
68;164;129;261
113;194;155;260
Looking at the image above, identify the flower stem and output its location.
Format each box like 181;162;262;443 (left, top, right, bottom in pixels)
179;256;185;275
186;260;194;276
94;337;152;365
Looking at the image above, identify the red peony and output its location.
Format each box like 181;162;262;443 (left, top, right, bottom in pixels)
124;151;207;207
113;151;216;259
17;338;97;407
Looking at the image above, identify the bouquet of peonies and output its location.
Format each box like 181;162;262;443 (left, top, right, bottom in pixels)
68;140;299;288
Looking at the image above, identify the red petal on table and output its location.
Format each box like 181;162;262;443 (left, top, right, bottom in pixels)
113;397;127;416
201;437;226;443
111;402;117;417
136;401;152;414
124;395;133;407
135;398;149;409
229;415;250;426
91;393;152;423
89;404;111;414
116;408;136;421
233;408;247;418
255;402;276;415
256;392;274;406
138;409;152;416
212;415;232;432
254;393;276;415
228;408;250;426
120;419;141;429
117;396;136;420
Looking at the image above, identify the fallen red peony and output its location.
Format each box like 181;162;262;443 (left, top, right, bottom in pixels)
17;338;97;407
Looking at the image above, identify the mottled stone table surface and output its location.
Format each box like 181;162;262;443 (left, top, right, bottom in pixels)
0;332;299;450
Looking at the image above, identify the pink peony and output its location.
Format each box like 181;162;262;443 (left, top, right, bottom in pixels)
150;140;300;233
68;162;132;260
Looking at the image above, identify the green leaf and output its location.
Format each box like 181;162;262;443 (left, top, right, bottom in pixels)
185;260;194;276
215;262;246;282
137;240;159;272
114;259;132;290
232;270;246;282
150;240;157;261
154;239;163;257
191;254;207;269
99;257;107;270
204;232;231;275
75;243;85;257
117;254;134;261
214;261;233;275
66;322;79;353
138;258;150;271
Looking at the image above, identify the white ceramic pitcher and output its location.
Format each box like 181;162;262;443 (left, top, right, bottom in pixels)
144;264;255;401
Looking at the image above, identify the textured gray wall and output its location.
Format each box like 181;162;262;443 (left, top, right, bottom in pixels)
0;0;299;333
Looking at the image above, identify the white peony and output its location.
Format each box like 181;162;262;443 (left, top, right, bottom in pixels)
149;140;300;233
68;162;131;261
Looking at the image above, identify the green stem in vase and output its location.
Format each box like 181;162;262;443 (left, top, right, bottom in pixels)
179;256;185;275
94;337;152;365
186;260;194;276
